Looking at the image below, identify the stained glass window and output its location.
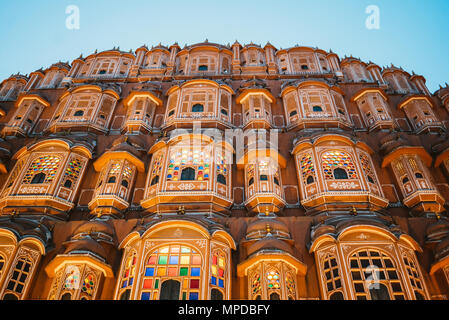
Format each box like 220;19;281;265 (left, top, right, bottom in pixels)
167;147;211;182
63;268;80;291
322;151;357;180
359;153;377;184
140;245;202;300
349;249;405;300
23;155;61;184
80;274;96;299
285;272;296;300
300;153;316;184
62;157;84;188
210;251;226;292
150;152;164;184
121;251;137;292
251;272;262;299
216;154;228;184
266;270;281;291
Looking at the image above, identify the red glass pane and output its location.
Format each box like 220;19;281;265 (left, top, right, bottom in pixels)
190;279;200;289
143;279;153;289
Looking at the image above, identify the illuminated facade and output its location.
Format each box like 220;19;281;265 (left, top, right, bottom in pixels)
0;42;449;300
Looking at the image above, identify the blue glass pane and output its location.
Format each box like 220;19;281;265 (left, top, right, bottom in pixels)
211;277;217;285
191;268;200;277
145;267;154;277
122;280;127;288
169;256;179;265
189;292;199;300
141;292;150;300
129;278;134;286
218;279;224;288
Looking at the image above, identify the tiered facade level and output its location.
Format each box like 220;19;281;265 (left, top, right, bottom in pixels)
0;41;449;300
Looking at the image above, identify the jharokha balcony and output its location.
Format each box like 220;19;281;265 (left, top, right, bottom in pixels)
141;133;234;216
162;80;234;131
292;134;389;215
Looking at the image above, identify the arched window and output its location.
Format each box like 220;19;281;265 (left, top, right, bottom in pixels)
274;177;280;186
415;172;424;179
160;280;181;300
217;174;226;185
313;105;323;112
74;110;84;117
181;167;196;181
321;254;343;299
119;251;137;299
31;172;46;184
121;180;129;188
333;168;348;180
322;151;357;180
306;176;314;185
107;176;116;184
80;274;96;300
3;293;18;300
151;176;159;186
289;110;297;117
367;176;375;184
211;250;226;296
192;104;204;112
269;292;280;300
61;293;72;300
329;291;344;300
211;288;223;300
349;249;406;300
6;257;32;296
260;175;268;181
140;245;202;300
249;177;254;186
402;177;409;184
198;65;208;71
301;65;309;70
63;180;72;189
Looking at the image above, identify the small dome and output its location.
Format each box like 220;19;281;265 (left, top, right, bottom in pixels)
246;218;290;240
64;238;107;260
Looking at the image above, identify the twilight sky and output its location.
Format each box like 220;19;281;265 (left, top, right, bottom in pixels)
0;0;448;92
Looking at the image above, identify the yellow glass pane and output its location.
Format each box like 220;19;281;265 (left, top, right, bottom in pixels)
183;279;189;288
157;267;166;276
211;265;217;276
153;292;158;300
218;258;225;268
180;255;190;265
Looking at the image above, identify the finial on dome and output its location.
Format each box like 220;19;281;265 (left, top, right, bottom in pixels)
205;38;208;43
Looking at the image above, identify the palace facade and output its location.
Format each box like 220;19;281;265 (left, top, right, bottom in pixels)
0;41;449;300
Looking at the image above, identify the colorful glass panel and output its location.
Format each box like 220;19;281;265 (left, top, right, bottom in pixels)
140;245;201;300
322;151;357;180
166;147;211;181
23;155;61;184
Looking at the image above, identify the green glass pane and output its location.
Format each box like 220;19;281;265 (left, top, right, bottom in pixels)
180;267;188;276
155;279;159;289
158;255;168;265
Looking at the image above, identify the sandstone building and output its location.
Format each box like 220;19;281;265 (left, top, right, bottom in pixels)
0;41;449;300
